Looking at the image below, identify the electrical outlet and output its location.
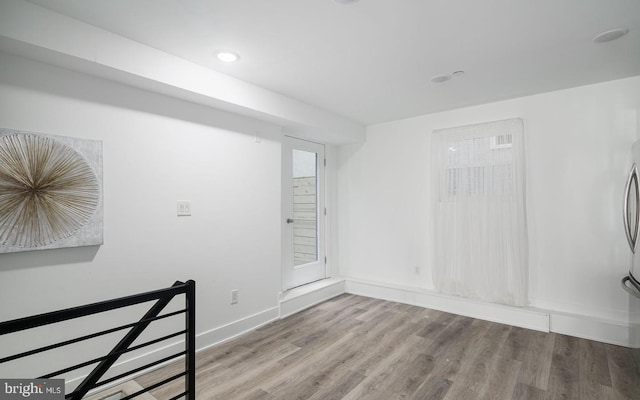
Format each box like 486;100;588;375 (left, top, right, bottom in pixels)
231;289;239;305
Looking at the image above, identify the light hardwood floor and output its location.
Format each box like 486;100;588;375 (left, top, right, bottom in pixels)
136;294;640;399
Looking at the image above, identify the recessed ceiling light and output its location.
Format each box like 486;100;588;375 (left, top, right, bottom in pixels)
430;74;452;84
452;70;465;77
593;28;629;43
216;51;239;63
334;0;359;4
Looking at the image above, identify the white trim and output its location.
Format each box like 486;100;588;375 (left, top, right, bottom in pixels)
279;278;345;318
196;306;280;352
549;311;640;348
344;278;549;332
343;278;639;347
531;297;636;326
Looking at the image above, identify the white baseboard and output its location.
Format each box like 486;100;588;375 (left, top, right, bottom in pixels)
549;311;640;348
344;278;549;332
344;278;639;348
196;306;281;351
279;278;346;318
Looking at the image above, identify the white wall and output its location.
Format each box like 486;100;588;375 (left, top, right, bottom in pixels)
338;76;640;330
0;52;286;380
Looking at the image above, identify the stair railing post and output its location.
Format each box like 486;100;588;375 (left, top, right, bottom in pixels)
185;280;196;400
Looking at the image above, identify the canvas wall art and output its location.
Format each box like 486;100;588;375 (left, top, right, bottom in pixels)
0;129;103;253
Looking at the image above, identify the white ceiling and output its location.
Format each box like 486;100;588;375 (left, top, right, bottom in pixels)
25;0;640;125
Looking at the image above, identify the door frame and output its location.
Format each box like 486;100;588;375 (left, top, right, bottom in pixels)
281;135;327;290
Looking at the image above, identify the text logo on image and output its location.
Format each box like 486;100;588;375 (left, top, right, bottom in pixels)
0;379;64;400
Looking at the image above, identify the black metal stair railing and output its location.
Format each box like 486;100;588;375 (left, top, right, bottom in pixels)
0;280;196;400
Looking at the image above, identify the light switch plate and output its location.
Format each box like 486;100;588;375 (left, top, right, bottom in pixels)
177;201;191;216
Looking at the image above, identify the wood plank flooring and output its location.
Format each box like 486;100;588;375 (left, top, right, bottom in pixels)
136;294;640;399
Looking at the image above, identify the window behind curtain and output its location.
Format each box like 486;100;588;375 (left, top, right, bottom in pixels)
431;118;528;306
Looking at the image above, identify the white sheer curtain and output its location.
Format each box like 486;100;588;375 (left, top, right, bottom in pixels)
431;118;528;306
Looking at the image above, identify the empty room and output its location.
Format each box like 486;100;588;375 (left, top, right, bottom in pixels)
0;1;639;399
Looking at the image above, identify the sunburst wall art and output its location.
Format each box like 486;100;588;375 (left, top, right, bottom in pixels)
0;129;103;253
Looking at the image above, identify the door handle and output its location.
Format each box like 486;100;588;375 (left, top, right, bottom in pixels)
286;218;294;224
622;164;640;253
623;164;639;253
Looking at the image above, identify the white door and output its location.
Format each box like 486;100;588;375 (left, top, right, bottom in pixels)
282;136;326;290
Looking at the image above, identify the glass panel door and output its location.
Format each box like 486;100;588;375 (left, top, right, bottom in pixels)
282;137;325;290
